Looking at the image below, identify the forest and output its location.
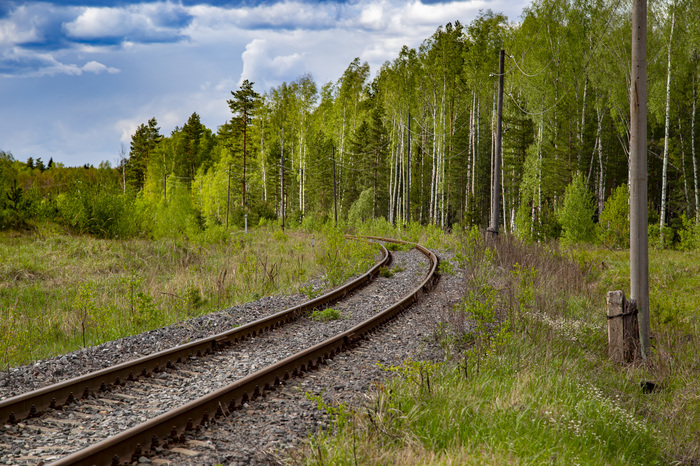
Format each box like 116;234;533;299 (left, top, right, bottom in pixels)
2;0;700;249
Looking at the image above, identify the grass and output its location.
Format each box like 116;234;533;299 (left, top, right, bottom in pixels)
293;227;700;465
0;223;378;369
309;308;343;322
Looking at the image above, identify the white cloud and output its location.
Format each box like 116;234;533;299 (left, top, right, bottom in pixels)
240;38;310;89
63;3;190;42
0;16;39;47
82;60;120;74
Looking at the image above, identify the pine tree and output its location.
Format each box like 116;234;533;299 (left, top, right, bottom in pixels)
228;80;260;207
128;118;161;190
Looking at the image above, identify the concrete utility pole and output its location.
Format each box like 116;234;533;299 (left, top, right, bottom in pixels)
630;0;650;360
406;112;411;225
226;163;231;230
332;146;338;228
488;49;505;239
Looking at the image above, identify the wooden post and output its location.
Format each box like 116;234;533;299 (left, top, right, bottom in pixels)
606;290;641;363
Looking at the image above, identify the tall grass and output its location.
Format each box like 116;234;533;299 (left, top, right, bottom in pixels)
0;223;377;369
295;227;700;464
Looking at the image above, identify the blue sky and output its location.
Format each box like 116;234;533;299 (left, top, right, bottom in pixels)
0;0;529;167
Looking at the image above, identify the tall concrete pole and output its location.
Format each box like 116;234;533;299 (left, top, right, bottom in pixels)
406;112;411;225
332;146;338;228
630;0;650;359
489;49;505;238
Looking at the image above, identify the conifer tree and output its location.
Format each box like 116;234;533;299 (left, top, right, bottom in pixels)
228;80;260;207
128;117;161;190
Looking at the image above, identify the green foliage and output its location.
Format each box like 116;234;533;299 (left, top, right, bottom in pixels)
648;223;674;250
556;173;596;245
378;266;393;278
300;283;322;299
678;213;700;250
55;185;141;238
347;188;374;226
315;226;375;286
309;307;342;321
384;241;411;251
597;184;630;249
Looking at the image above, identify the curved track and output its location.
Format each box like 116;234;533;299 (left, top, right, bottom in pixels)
0;236;438;465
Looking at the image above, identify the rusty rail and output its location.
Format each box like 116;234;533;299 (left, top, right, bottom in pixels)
50;236;438;465
0;238;389;425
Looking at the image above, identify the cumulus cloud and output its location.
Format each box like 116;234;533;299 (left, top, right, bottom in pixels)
188;1;339;32
63;3;192;44
240;38;309;89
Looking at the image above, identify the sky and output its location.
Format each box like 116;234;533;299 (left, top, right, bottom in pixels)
0;0;530;167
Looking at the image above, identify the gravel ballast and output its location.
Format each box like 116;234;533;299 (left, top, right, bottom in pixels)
0;246;464;465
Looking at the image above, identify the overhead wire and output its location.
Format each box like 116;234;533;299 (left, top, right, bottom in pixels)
506;0;626;117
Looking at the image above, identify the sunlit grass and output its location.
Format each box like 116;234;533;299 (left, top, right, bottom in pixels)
0;223;378;369
293;232;700;464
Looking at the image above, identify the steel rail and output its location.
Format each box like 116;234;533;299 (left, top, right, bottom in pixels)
0;238;389;425
50;237;438;466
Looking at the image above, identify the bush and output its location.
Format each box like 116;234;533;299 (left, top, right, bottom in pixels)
648;223;674;249
56;185;141;238
678;214;700;250
556;173;596;245
597;184;629;249
348;188;374;226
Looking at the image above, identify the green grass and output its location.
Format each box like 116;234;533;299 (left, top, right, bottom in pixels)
293;230;700;464
0;224;378;369
309;308;343;322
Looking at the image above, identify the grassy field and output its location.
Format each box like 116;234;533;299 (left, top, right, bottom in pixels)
295;229;700;465
0;223;377;369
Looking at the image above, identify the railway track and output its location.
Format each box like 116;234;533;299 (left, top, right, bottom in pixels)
0;236;438;465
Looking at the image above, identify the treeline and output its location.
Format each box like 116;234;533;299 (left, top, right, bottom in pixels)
3;0;700;248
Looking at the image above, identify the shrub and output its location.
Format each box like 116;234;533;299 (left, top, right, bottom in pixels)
348;188;374;226
597;183;629;249
678;213;700;250
556;172;596;245
56;185;140;238
648;223;674;249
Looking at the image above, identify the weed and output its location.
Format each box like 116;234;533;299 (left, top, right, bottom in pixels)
378;266;393;278
300;283;322;299
438;259;455;275
309;308;342;322
385;242;411;252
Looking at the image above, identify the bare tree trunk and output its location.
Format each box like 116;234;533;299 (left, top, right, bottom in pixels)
693;70;699;223
580;75;588;167
489;50;504;237
679;116;690;214
660;7;675;242
472;96;479;198
597;108;605;216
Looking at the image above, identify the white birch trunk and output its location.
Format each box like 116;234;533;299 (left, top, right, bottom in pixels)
660;8;675;240
679;116;690;212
